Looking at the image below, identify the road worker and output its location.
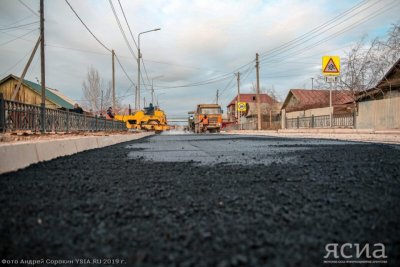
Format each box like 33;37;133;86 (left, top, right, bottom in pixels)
201;115;209;133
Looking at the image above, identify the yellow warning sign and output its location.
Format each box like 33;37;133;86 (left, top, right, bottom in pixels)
237;102;247;112
322;56;340;76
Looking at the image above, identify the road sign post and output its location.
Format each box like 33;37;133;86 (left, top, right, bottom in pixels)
237;102;246;130
322;56;340;128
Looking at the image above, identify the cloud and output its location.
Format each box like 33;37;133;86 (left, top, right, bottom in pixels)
1;0;399;116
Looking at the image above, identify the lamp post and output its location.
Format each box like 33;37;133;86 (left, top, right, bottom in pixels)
136;28;161;110
151;75;164;105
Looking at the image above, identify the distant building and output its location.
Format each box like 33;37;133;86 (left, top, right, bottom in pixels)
226;93;279;122
0;74;74;109
281;89;355;119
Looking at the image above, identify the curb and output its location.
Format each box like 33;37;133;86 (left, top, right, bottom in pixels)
0;132;154;174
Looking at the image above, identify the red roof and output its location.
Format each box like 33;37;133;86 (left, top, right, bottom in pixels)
227;93;276;107
282;89;355;112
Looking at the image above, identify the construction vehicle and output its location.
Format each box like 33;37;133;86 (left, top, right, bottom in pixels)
187;111;195;132
115;105;170;133
193;104;222;133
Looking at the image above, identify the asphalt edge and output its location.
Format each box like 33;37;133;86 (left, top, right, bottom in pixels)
0;132;154;175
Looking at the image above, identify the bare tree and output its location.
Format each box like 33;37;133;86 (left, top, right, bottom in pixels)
82;66;114;114
314;22;400;94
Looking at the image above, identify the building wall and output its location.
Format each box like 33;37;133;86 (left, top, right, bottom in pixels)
285;107;331;119
0;79;58;108
356;96;400;129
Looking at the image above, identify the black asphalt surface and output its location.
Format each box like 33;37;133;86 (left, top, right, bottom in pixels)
0;134;399;267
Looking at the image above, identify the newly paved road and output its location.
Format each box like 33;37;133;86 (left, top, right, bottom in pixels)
1;134;399;266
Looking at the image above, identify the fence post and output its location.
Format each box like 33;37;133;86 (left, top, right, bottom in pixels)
311;115;314;128
66;111;69;133
297;116;299;129
0;93;5;132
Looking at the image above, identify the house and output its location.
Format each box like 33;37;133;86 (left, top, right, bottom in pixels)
355;58;400;129
0;74;74;110
226;93;279;122
281;89;355;119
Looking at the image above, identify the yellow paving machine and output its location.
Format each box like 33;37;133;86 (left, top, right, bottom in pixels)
115;105;170;133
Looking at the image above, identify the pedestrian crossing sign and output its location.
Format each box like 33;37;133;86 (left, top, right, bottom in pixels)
322;56;340;76
237;102;247;112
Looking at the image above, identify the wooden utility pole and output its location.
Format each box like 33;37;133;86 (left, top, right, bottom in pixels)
12;37;41;100
236;72;241;128
40;0;46;133
112;49;115;110
216;89;219;104
256;53;261;130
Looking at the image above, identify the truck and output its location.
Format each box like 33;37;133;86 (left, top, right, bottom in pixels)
193;104;222;133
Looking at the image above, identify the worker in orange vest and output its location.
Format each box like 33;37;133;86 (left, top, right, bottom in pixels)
201;115;209;133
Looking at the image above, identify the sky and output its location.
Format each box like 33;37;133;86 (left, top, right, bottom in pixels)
1;0;399;117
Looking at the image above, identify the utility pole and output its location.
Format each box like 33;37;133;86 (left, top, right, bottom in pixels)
136;49;140;111
151;80;155;105
112;49;115;110
256;53;261;131
330;82;332;127
40;0;46;133
100;90;104;116
12;37;41;100
311;77;314;90
236;72;241;129
216;89;219;104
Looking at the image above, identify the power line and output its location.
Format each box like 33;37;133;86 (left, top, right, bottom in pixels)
117;0;138;49
0;28;37;47
65;0;111;52
17;0;39;17
114;53;136;88
0;21;39;31
141;58;151;89
258;0;370;59
108;0;137;59
0;49;32;77
260;0;398;68
259;0;382;63
0;15;35;27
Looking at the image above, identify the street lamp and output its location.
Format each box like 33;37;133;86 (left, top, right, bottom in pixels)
151;75;164;105
136;28;161;110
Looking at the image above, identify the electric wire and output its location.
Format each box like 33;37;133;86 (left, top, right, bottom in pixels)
0;21;39;31
65;0;111;52
17;0;39;17
0;28;37;47
117;0;138;50
260;0;399;71
259;0;387;64
108;0;137;59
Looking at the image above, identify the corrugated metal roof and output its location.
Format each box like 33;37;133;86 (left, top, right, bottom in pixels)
22;78;74;109
282;89;354;112
227;93;276;107
0;74;74;109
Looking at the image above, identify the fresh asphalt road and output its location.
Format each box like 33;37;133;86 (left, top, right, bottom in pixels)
0;134;399;267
